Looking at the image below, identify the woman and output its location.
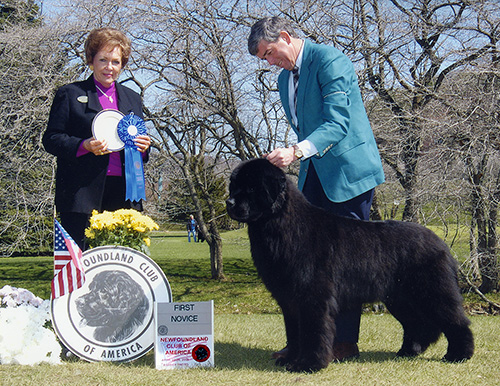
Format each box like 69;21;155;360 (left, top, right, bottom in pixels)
43;27;151;249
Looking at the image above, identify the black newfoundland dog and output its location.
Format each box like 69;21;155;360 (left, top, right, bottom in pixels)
226;158;474;373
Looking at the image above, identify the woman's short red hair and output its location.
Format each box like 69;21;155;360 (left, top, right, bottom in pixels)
84;27;132;66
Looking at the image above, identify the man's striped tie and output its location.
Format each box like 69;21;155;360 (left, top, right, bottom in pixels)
292;66;300;111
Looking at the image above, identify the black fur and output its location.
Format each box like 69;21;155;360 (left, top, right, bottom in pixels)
226;158;474;372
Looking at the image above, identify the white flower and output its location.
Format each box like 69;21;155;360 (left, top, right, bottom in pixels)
0;285;43;308
0;286;61;365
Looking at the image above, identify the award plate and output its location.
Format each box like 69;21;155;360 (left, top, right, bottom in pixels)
92;109;125;151
51;246;172;362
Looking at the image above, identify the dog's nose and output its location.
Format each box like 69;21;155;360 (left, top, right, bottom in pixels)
226;198;235;209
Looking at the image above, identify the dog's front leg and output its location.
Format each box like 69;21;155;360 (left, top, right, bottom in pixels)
275;300;300;367
286;299;335;373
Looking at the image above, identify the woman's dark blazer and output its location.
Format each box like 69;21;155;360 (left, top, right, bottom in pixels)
43;75;147;214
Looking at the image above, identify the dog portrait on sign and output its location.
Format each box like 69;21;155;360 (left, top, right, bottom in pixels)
75;270;149;343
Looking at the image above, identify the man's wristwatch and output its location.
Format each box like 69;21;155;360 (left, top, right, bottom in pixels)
293;144;304;159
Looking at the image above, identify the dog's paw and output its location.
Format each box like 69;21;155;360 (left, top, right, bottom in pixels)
395;350;419;359
285;358;327;373
396;342;423;358
443;351;473;363
275;352;298;367
275;356;290;367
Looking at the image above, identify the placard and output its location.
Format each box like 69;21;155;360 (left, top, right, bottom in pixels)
51;246;172;362
155;301;214;369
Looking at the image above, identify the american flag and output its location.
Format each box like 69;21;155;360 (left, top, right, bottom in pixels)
51;219;86;299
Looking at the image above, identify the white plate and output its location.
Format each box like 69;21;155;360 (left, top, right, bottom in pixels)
91;109;125;151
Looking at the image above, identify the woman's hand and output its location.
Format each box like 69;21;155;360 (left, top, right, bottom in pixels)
83;138;110;156
134;135;151;153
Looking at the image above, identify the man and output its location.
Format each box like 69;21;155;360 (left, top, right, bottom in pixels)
248;17;385;361
187;214;197;242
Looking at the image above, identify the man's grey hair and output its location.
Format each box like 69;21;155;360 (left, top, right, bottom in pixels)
248;17;299;56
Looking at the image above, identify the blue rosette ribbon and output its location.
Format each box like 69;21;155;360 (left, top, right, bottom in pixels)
117;113;147;202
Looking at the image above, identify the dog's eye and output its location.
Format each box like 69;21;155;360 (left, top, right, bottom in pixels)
98;290;109;301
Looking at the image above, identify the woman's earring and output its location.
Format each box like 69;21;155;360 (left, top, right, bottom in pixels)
89;65;94;71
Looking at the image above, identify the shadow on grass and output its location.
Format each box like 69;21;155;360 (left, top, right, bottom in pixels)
358;350;449;364
357;351;398;363
212;346;413;371
214;342;282;371
107;346;426;371
115;342;281;371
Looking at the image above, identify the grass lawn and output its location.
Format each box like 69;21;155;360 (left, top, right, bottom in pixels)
0;314;498;385
0;229;499;385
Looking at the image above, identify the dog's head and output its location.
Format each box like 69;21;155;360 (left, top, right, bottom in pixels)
75;270;149;343
226;158;287;223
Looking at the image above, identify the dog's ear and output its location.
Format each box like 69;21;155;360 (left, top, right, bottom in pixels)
263;171;287;214
271;174;287;214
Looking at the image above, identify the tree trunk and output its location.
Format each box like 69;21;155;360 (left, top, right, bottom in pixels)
468;155;499;293
478;190;500;293
399;125;421;222
370;191;382;220
208;222;224;280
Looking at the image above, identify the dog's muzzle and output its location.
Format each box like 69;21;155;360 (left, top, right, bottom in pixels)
226;198;248;222
226;198;237;219
225;198;235;210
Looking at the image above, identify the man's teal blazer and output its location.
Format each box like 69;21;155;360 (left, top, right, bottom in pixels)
278;40;385;203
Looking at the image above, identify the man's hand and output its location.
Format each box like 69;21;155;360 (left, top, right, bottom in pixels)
265;147;296;168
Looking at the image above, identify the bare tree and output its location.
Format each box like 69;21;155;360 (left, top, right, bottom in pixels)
0;1;79;256
122;0;275;279
258;1;497;223
228;1;500;290
434;63;500;292
31;0;275;278
6;0;499;292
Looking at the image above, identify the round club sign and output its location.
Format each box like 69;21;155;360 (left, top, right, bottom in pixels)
51;246;172;362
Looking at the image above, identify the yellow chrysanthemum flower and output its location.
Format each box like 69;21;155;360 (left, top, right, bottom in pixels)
84;209;158;255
